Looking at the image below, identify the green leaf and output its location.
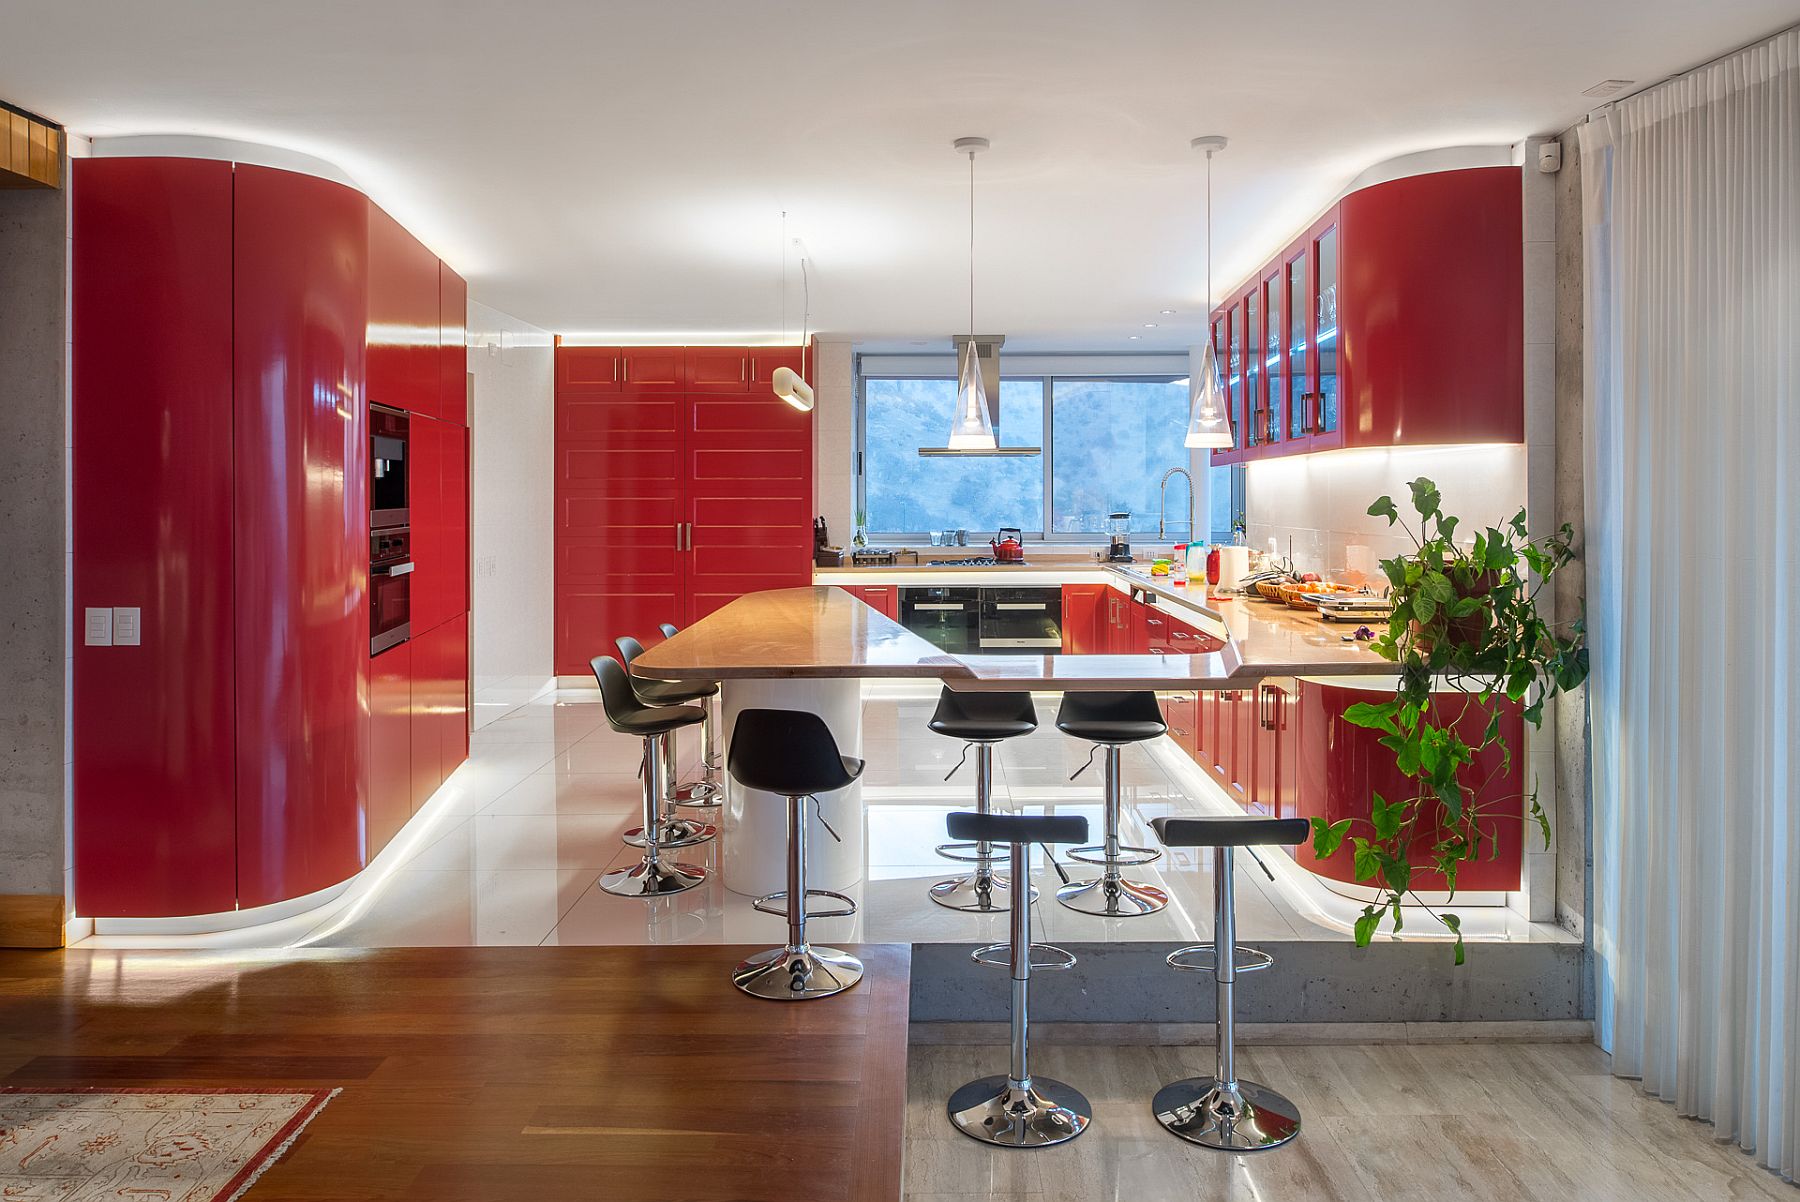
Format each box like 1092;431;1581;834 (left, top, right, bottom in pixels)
1414;592;1438;624
1409;478;1442;519
1311;817;1352;859
1351;838;1381;881
1422;571;1456;605
1449;595;1484;618
1369;791;1402;840
1343;701;1401;734
1353;907;1383;946
1440;913;1465;965
1368;495;1399;524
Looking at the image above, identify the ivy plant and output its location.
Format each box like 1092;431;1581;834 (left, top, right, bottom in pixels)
1309;478;1589;963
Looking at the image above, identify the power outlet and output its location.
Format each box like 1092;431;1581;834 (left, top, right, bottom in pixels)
113;606;141;646
84;607;113;646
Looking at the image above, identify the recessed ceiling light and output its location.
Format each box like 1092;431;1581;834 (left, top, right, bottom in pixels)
1160;309;1176;315
1143;322;1158;328
1129;335;1141;340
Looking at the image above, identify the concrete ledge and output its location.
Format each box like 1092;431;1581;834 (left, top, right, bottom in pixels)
910;1019;1595;1045
908;940;1587;1025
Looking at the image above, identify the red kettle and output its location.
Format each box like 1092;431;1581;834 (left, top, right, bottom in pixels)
990;527;1024;563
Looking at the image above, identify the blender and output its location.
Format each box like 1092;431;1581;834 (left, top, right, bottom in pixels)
1105;511;1133;562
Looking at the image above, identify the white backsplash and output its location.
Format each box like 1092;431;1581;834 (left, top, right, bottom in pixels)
1245;444;1527;580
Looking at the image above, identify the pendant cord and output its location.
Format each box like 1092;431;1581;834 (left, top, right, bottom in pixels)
1205;150;1212;311
968;150;976;336
780;210;788;346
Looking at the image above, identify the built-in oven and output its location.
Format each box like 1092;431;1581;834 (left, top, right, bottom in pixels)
370;527;413;656
977;586;1063;652
899;586;980;654
370;404;409;530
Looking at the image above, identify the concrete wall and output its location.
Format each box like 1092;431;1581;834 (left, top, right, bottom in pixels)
0;160;68;941
467;300;555;717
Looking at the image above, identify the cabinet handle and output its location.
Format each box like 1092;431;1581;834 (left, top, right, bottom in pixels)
675;522;683;550
622;357;629;383
1259;684;1279;730
686;522;694;551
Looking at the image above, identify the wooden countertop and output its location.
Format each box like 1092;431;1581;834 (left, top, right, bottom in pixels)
632;585;1391;691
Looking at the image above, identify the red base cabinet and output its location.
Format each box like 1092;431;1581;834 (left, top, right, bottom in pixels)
554;344;813;674
73;156;469;916
837;584;898;620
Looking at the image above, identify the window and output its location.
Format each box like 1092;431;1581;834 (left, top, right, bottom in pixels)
860;367;1241;542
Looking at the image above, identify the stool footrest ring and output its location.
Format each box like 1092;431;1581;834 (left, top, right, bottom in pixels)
1166;944;1274;974
970;942;1077;971
753;888;858;921
1064;843;1162;868
935;840;1001;865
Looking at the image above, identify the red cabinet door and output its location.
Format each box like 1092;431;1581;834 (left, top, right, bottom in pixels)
558;346;621;392
620;347;685;393
842;584;898;620
1161;692;1198;759
233;163;371;908
72;156;239;919
366;203;441;418
1143;606;1171;655
555;347;685;672
438;612;470;782
1060;585;1105;653
410;620;444;810
1249;682;1296;817
685;346;751;392
368;643;412;854
440;263;467;425
1220;689;1253;807
750;346;804;387
409;413;452;636
685;390;813;621
443;422;469;619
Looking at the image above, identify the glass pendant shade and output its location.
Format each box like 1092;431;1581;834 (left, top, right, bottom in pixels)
771;365;815;412
1183;340;1234;449
946;342;997;450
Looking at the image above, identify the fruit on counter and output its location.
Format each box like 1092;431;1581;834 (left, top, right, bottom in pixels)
1301;572;1321;582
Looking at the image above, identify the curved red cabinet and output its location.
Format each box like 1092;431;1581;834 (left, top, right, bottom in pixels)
73;156;468;918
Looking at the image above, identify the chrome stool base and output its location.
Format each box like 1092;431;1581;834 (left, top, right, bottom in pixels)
1056;874;1167;917
731;945;864;1000
948;1076;1091;1148
929;872;1036;912
673;779;723;808
599;858;707;898
623;817;716;849
1152;1077;1301;1150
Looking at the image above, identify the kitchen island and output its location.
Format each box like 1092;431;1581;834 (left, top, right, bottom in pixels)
632;584;1397;895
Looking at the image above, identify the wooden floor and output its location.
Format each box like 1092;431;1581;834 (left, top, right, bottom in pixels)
905;1042;1798;1201
0;944;910;1202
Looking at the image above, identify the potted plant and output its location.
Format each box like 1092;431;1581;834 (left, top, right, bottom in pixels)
1309;478;1589;962
852;509;869;549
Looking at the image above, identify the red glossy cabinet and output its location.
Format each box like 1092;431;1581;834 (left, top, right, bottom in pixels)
410;614;470;812
1060;585;1107;653
440;263;467;424
411;414;470;636
838;584;899;620
553;344;814;673
74;157;469;917
1211;166;1521;463
72;156;239;918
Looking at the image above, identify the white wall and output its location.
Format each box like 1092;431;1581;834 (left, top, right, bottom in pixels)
813;338;855;546
467;300;554;711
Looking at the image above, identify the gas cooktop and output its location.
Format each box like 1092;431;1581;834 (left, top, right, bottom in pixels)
926;557;1030;567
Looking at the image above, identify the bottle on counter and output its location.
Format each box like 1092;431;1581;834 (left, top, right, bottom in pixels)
1172;544;1188;584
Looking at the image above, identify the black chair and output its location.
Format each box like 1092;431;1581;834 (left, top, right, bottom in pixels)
726;708;865;1000
1148;815;1310;1151
618;631;723;809
1053;691;1169;917
926;687;1040;913
588;656;714;897
943;810;1092;1149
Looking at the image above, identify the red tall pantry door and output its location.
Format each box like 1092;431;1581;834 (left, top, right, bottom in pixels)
555;347;686;674
232;164;372;909
684;383;814;621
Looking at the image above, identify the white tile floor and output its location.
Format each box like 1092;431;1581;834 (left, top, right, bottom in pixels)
76;681;1578;951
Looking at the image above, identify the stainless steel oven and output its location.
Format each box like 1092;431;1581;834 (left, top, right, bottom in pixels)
370;404;409;530
370;527;413;655
977;586;1063;651
899;586;979;654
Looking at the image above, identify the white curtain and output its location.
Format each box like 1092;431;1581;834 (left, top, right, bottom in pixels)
1583;26;1800;1180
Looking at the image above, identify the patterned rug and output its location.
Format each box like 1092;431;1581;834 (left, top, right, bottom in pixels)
0;1087;338;1201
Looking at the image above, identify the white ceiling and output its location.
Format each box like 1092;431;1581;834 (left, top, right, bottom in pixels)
3;1;1793;350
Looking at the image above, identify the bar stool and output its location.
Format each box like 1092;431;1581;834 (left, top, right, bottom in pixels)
588;656;711;898
726;708;864;1000
1053;691;1168;917
601;641;716;851
1149;815;1310;1151
927;687;1040;912
943;809;1091;1148
618;632;722;809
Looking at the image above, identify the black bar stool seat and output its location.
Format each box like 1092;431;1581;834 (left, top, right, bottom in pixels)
926;688;1039;913
727;708;865;1001
1148;814;1309;1152
620;631;724;808
1053;690;1168;917
589;656;713;898
944;809;1091;1149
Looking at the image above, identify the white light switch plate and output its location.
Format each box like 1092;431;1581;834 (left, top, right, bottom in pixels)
113;606;141;646
84;607;113;646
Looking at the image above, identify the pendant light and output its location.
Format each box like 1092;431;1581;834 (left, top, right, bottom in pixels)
947;137;994;450
771;211;816;411
1184;135;1235;450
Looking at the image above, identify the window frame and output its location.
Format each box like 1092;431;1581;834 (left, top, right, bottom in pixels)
856;364;1237;546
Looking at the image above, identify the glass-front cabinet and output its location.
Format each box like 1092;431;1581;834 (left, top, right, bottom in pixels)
1261;270;1283;447
1313;225;1340;446
1286;249;1309;441
1243;289;1261;450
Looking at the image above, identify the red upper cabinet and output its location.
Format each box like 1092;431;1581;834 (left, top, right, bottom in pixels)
72;156;240;919
559;345;621;392
686;346;751;392
232;164;371;909
620;347;685;393
366;204;440;416
750;346;804;387
1210;166;1521;463
440;263;467;425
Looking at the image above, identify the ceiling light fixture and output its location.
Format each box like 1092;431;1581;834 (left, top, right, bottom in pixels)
770;211;815;412
1184;135;1235;450
919;137;1039;457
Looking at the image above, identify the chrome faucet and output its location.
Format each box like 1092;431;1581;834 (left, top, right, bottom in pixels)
1158;466;1195;542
